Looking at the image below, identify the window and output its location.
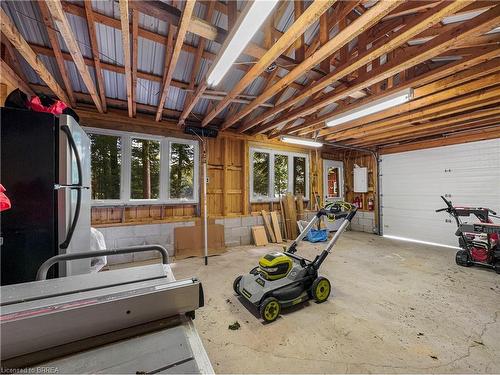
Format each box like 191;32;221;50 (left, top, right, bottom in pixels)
90;134;122;200
131;138;160;199
86;128;199;204
274;154;288;197
253;152;270;198
250;147;308;201
169;142;195;200
326;166;341;198
293;156;306;196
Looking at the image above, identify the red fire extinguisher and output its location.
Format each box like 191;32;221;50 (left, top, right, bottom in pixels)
354;196;361;209
368;197;374;211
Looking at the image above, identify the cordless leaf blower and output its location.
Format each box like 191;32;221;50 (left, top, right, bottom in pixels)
233;202;357;322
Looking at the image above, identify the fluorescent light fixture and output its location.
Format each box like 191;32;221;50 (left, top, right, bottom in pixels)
326;88;414;127
281;136;323;148
206;0;279;86
383;235;460;250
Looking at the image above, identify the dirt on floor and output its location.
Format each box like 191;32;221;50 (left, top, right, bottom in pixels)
170;231;500;374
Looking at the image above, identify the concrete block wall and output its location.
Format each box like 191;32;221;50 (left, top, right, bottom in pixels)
97;221;195;265
349;210;376;233
215;215;264;247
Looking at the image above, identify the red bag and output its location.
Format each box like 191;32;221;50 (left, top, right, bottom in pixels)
0;184;12;212
27;96;67;115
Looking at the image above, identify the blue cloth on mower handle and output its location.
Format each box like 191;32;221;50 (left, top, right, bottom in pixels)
307;228;328;243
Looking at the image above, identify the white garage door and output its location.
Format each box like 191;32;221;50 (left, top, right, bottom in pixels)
380;138;500;247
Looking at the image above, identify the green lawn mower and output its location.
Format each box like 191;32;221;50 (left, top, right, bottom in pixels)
233;202;357;322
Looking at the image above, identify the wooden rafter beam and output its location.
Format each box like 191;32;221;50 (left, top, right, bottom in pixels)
0;8;70;104
247;0;475;135
30;41;308;93
0;57;35;97
201;0;336;128
328;82;500;142
118;0;133;117
61;1;301;87
178;0;216;126
379;125;500;154
322;67;500;140
294;56;500;139
366;119;500;148
382;0;440;20
29;43;279;112
37;0;76;107
1;36;30;87
226;0;403;132
327;91;500;143
155;1;196;122
31;82;191;121
294;0;305;62
125;0;308;75
272;6;500;137
83;0;107;112
291;48;499;137
46;0;103;112
348;110;500;146
318;9;329;72
305;1;362;60
132;9;139;117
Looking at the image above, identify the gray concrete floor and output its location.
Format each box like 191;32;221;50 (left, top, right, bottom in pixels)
170;231;500;374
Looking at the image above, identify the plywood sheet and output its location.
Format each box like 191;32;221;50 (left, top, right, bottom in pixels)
283;193;298;239
270;211;282;243
252;226;268;246
174;224;226;259
261;210;276;243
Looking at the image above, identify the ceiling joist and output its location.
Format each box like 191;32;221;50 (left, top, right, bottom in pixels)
249;0;476;135
156;0;196;122
0;7;70;104
229;0;404;132
201;0;336;127
45;0;103;112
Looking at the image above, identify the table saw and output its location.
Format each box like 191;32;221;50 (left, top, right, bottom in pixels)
0;245;213;374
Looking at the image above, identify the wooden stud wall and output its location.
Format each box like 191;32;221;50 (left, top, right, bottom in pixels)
207;135;245;217
91;205;197;226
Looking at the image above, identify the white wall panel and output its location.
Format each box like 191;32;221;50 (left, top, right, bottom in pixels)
380;138;500;247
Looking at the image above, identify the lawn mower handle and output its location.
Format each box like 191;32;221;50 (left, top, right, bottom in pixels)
311;206;357;270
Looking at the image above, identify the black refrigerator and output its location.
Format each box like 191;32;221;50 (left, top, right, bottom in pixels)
0;108;91;285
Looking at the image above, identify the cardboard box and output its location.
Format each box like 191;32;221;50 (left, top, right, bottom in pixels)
174;223;225;259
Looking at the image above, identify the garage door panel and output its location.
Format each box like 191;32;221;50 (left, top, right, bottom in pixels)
381;138;500;247
383;207;457;246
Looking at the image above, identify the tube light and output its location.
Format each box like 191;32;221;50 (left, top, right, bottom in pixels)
206;0;279;86
281;136;323;148
326;88;414;127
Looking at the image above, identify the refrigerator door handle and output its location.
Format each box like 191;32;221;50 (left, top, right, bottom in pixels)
59;125;83;250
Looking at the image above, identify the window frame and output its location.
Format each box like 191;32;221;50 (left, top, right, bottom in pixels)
249;147;309;203
85;127;199;206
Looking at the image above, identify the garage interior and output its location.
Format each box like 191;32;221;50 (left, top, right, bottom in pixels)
0;0;499;373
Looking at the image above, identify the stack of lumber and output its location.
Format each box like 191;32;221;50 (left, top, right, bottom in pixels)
280;193;307;240
252;210;283;245
251;194;306;244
